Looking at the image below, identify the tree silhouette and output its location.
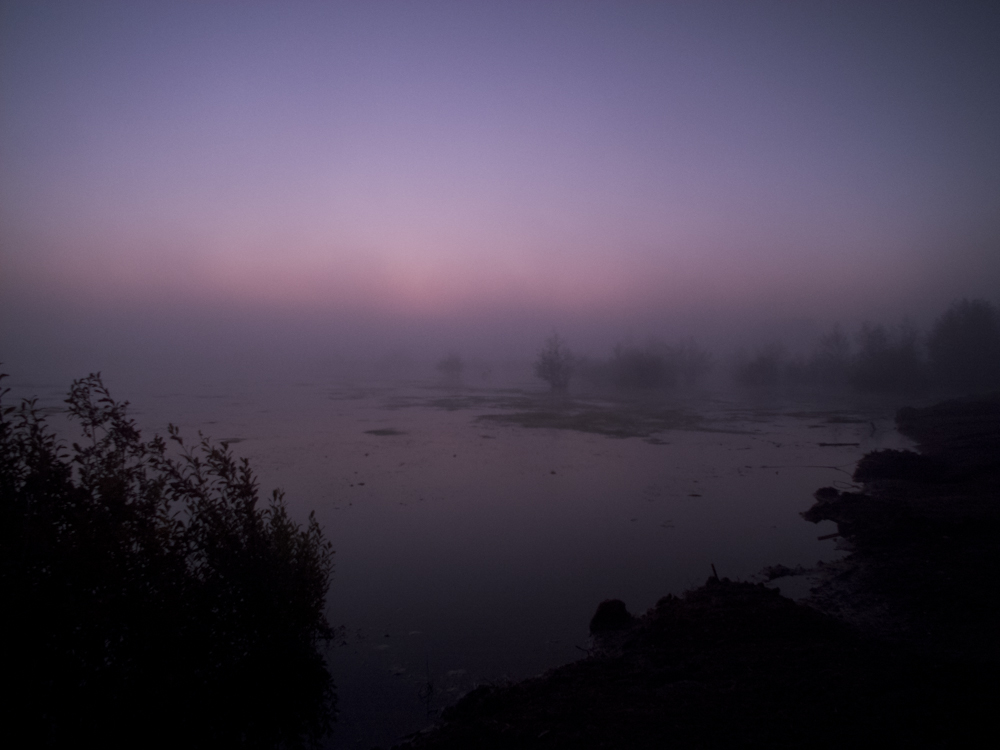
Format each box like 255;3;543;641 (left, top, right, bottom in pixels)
850;323;924;393
1;372;335;749
733;344;787;388
534;334;574;391
609;343;676;390
927;299;1000;393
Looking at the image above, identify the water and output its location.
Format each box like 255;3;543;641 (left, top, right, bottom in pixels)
5;374;912;748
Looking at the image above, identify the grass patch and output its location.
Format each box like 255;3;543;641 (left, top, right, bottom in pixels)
477;406;708;439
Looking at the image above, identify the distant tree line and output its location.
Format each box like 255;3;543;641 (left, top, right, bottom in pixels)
533;299;1000;397
0;373;336;749
732;298;1000;395
534;335;713;393
535;334;575;391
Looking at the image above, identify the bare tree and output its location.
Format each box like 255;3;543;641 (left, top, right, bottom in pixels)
534;334;574;391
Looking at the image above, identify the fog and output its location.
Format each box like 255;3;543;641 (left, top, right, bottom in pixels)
3;2;1000;747
3;281;998;398
3;1;1000;391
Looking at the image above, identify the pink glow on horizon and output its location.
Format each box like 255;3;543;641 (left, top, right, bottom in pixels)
2;1;1000;360
7;221;946;329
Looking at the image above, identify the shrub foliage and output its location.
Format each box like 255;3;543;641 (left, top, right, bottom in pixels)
575;339;712;393
0;373;335;748
927;298;1000;393
535;334;574;391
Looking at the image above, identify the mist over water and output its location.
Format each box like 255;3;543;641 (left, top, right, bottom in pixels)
3;1;1000;387
1;365;918;747
3;1;1000;747
5;289;997;747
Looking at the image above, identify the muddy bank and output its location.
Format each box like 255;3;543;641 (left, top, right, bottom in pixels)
804;393;1000;659
394;394;1000;749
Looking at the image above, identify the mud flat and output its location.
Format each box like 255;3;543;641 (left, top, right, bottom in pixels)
395;394;1000;749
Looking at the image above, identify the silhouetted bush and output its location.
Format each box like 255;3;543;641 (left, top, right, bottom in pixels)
534;334;574;391
850;323;925;393
853;449;941;483
927;299;1000;393
1;373;335;749
572;354;604;389
576;339;711;392
608;343;676;390
733;344;787;388
671;337;714;387
787;326;853;388
723;300;1000;396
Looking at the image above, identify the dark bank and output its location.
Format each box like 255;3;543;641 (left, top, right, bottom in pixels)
394;394;1000;749
4;369;998;748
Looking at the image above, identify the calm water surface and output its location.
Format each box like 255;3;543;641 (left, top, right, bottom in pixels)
10;375;912;748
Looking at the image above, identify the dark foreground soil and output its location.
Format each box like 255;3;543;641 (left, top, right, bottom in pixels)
394;394;1000;749
805;393;1000;659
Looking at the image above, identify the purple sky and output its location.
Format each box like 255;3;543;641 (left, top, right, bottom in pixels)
2;1;999;373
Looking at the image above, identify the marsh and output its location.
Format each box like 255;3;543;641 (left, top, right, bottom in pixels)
8;373;914;748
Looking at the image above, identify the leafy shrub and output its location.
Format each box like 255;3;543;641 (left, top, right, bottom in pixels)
534;334;574;391
0;373;335;748
850;323;925;393
852;449;940;483
576;339;711;392
671;337;714;387
608;343;676;390
926;299;1000;393
788;327;853;388
733;344;787;388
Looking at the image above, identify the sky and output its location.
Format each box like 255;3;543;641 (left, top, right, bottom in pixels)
2;0;999;378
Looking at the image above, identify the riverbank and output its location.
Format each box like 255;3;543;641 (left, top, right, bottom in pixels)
804;393;1000;660
395;394;1000;749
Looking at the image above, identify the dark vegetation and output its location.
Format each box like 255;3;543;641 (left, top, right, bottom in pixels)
535;299;999;398
731;299;1000;395
513;297;994;442
397;393;1000;749
805;393;1000;657
789;326;853;387
534;334;574;391
540;337;712;393
926;298;1000;392
398;582;995;749
732;343;787;388
0;373;335;749
849;322;925;393
733;323;928;392
477;404;705;440
581;340;711;391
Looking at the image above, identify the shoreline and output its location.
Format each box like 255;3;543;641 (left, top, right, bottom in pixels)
394;393;1000;749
